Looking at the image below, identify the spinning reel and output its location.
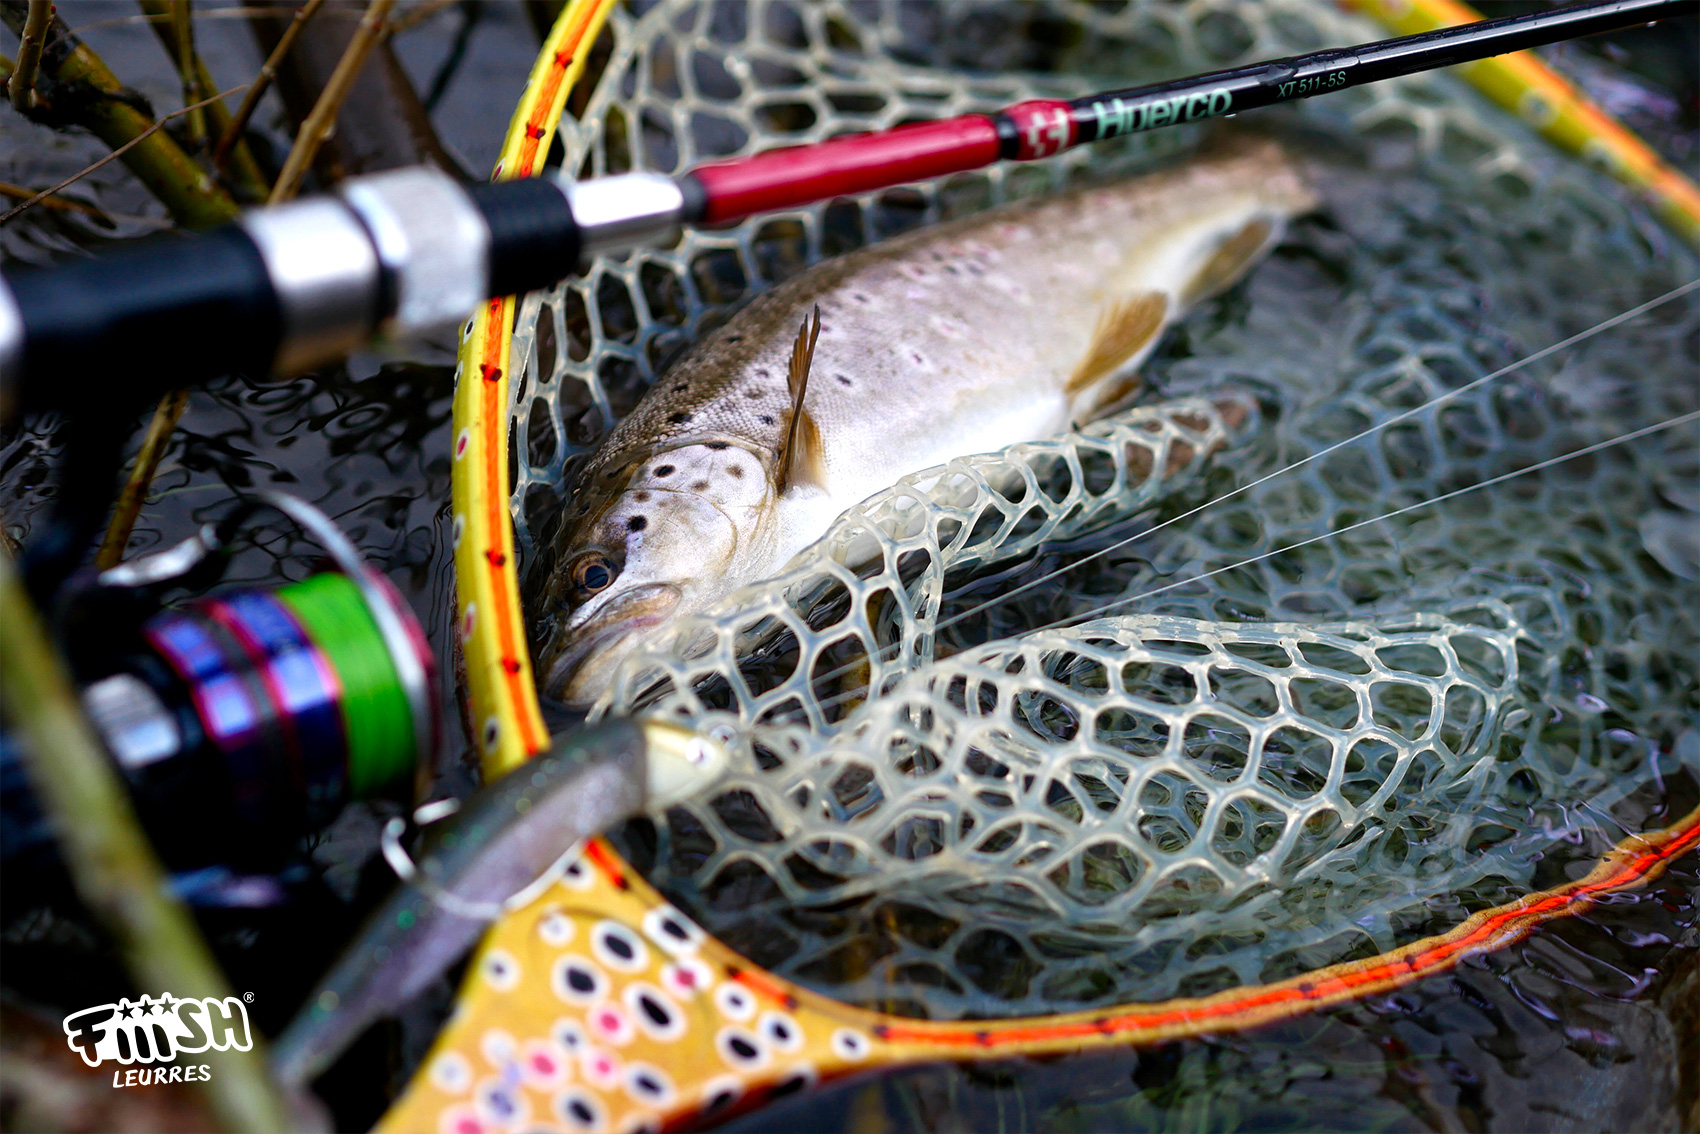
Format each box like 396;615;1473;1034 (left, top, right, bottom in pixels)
3;493;438;899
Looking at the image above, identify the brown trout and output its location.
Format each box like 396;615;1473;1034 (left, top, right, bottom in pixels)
539;135;1317;706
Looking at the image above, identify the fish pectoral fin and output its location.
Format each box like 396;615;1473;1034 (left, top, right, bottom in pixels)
1065;290;1169;418
1181;215;1276;306
777;305;827;492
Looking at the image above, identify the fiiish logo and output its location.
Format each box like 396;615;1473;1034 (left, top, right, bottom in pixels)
62;994;252;1088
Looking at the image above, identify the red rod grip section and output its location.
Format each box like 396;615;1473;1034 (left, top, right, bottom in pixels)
690;115;1002;225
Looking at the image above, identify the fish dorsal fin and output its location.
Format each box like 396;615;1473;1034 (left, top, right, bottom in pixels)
1182;216;1274;306
776;305;826;492
1066;290;1169;404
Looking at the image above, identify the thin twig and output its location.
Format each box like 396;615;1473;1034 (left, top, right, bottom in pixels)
389;0;460;37
0;556;294;1134
212;0;325;171
268;0;398;204
0;182;171;228
98;390;190;570
0;83;246;227
0;180;106;218
170;1;207;145
6;0;48;110
421;0;475;111
70;7;286;34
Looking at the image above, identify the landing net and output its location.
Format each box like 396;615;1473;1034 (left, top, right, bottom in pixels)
505;0;1700;1018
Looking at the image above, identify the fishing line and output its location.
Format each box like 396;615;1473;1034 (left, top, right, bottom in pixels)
1578;797;1638;841
779;279;1700;712
797;408;1700;721
1062;410;1700;624
926;280;1700;643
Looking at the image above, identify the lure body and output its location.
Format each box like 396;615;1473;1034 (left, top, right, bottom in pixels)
270;720;725;1088
540;136;1317;706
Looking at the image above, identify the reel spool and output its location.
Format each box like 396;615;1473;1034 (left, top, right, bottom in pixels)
132;571;423;831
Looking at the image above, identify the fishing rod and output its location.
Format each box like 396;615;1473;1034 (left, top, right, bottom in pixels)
0;0;1691;416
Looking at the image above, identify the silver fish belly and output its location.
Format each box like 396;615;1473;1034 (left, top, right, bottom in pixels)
539;135;1318;707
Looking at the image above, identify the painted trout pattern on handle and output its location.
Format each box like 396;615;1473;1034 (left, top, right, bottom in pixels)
376;806;1700;1134
537;135;1318;707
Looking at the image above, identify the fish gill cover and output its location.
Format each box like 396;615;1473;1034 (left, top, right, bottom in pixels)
509;0;1699;1022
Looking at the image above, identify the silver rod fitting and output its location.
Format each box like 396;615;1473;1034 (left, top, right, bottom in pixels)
559;171;685;265
240;199;381;376
339;167;490;339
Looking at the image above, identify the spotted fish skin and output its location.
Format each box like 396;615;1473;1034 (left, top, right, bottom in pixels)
540;135;1317;707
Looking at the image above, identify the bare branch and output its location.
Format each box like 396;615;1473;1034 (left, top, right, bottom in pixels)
135;0;270;199
0;180;102;217
6;0;48;110
212;0;325;171
169;0;207;144
0;3;242;227
389;0;460;37
268;0;398;204
98;391;191;570
0;83;246;227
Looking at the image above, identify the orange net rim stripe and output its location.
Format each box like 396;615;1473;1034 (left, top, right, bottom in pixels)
570;805;1700;1058
452;0;617;780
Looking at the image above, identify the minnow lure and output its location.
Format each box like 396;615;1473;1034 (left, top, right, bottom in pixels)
270;719;727;1089
537;134;1317;707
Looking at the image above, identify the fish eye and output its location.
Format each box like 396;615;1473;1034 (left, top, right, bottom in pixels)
570;553;617;599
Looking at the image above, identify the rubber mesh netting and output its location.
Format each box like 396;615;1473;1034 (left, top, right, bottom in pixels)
504;0;1700;1017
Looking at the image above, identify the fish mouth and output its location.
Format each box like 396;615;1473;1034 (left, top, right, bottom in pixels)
543;583;682;708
